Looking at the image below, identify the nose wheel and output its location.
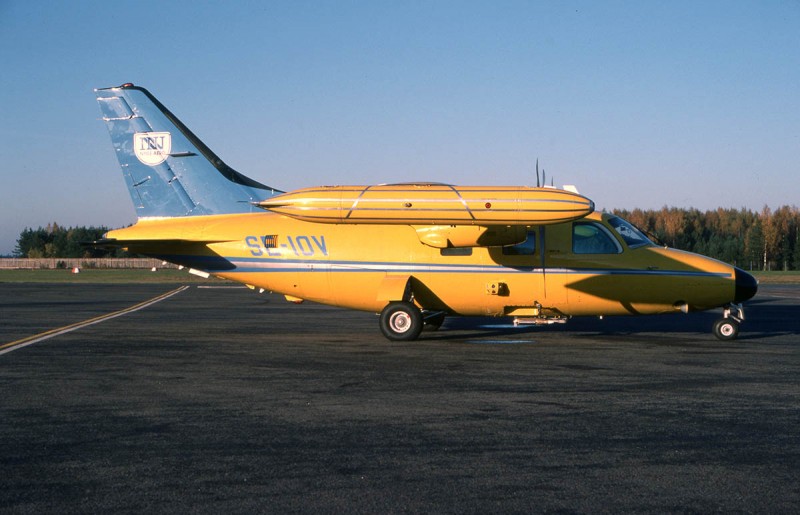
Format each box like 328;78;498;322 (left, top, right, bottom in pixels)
712;304;744;341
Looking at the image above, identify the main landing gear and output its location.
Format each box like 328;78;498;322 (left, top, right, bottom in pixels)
712;303;745;341
379;301;424;341
378;302;448;341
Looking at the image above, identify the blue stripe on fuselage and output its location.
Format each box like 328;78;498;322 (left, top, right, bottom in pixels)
153;253;732;279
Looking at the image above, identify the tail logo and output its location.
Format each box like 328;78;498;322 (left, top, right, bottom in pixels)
134;132;171;166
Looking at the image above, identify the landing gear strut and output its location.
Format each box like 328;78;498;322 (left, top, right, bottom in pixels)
712;303;744;341
422;310;446;331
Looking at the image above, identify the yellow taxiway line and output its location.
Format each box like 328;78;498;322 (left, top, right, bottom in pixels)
0;285;189;356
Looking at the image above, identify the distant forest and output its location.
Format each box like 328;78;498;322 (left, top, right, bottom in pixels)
612;206;800;271
13;223;128;259
13;206;800;271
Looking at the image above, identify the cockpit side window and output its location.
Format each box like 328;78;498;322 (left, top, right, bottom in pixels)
607;216;653;249
572;222;622;254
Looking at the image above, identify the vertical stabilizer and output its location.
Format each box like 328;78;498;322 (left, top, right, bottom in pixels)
95;83;281;218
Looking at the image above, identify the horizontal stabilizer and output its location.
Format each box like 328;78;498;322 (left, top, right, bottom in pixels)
87;237;231;249
85;214;252;253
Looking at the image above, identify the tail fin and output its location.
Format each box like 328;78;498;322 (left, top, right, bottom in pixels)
95;83;282;218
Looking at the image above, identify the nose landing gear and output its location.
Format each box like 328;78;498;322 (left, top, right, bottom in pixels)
713;303;744;341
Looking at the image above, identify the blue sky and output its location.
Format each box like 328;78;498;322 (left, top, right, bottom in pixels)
0;0;798;255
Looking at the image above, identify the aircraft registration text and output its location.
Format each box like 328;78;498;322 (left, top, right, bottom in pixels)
245;235;328;257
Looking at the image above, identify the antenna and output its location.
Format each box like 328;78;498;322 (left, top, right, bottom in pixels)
535;159;541;188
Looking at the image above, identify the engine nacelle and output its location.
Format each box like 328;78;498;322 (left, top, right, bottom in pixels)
414;225;527;248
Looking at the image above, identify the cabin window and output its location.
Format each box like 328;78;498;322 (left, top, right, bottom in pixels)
502;231;536;255
572;222;622;254
440;247;473;256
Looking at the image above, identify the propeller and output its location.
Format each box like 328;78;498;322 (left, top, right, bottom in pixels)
535;159;554;188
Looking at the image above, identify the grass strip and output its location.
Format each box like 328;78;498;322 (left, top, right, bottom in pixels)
0;269;228;284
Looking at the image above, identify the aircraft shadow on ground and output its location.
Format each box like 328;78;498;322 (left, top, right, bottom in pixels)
424;299;799;342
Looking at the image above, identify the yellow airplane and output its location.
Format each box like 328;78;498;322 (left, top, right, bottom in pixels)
93;84;758;341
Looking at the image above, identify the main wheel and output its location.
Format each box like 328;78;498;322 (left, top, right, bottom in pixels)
713;318;739;341
379;301;423;341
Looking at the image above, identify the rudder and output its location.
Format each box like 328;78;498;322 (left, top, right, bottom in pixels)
95;83;281;218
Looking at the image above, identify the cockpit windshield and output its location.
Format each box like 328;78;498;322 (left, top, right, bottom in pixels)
607;216;653;249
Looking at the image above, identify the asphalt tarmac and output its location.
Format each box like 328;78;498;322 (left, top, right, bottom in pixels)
1;283;798;513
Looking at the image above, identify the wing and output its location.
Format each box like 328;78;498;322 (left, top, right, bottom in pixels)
257;183;594;226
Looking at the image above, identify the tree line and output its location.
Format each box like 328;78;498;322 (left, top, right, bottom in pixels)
613;206;800;271
13;223;128;259
14;206;800;270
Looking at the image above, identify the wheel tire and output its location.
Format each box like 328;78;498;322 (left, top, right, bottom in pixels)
713;318;739;341
379;302;423;341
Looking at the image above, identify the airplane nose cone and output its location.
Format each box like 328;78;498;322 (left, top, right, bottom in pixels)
734;267;758;302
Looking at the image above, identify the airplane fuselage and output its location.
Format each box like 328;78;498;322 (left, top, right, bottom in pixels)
94;83;757;341
109;210;745;320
